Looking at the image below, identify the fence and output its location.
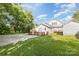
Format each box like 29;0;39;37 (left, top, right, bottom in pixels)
29;32;48;36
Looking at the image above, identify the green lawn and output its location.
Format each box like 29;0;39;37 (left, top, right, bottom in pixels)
0;34;79;56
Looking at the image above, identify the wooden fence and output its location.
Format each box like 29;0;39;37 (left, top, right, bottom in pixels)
28;32;48;36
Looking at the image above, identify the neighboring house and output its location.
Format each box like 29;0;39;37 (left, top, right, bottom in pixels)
34;24;52;34
63;21;79;35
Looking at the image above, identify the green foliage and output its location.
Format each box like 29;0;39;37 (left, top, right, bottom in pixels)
0;3;34;35
0;25;11;35
0;35;79;55
73;10;79;22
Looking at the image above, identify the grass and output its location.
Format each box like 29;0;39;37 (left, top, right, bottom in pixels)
0;34;79;56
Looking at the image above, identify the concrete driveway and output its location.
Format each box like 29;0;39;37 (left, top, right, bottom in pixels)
0;34;37;46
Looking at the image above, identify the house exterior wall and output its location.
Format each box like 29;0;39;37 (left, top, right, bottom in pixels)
34;25;52;33
49;20;63;32
52;28;63;32
49;20;63;27
63;22;79;35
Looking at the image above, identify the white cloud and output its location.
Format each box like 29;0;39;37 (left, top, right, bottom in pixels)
60;3;76;11
38;18;48;20
60;3;76;8
21;4;32;8
36;14;48;20
63;15;72;20
54;9;69;18
54;3;61;8
53;3;76;18
60;4;67;8
33;3;43;7
54;3;61;6
54;12;63;18
21;3;44;12
37;14;47;19
21;3;43;9
67;3;76;8
53;10;57;13
61;15;73;23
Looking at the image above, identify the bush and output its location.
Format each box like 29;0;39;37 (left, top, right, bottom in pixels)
0;25;11;35
54;32;63;35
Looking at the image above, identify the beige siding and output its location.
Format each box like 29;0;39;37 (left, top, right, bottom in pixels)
49;20;63;27
63;22;79;35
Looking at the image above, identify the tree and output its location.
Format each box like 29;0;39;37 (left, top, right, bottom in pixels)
0;4;12;34
0;3;34;34
73;10;79;22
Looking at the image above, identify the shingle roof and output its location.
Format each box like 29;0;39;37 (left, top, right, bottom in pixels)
37;20;63;29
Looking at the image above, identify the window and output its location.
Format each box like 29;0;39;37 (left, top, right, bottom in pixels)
52;22;57;25
45;28;46;30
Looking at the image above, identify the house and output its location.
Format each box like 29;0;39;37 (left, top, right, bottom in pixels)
63;21;79;35
34;24;51;32
30;19;79;35
48;20;63;32
31;24;51;35
30;20;63;35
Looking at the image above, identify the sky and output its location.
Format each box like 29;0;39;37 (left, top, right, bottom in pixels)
21;3;79;24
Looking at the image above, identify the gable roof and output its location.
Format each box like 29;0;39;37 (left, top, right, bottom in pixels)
41;23;52;29
37;20;63;29
49;20;63;28
64;21;79;27
49;19;63;25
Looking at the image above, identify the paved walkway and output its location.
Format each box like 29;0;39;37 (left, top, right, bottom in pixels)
0;34;37;46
